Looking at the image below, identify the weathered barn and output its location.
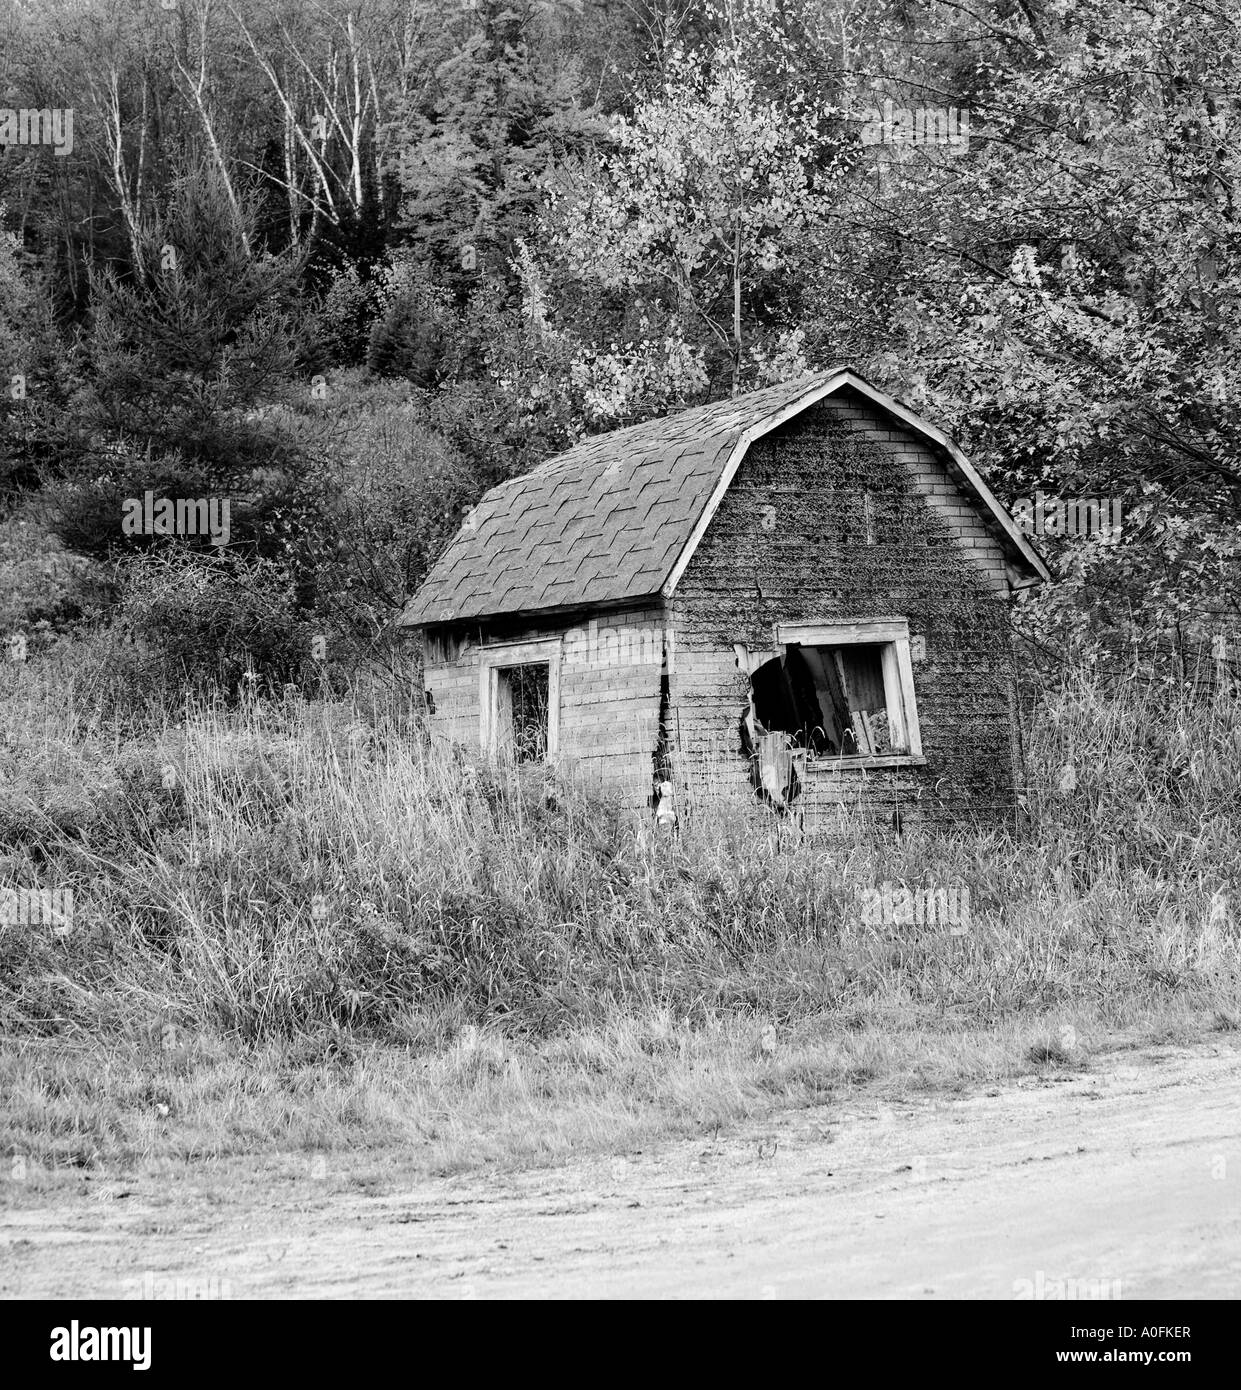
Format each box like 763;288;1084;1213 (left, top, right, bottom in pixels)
399;369;1050;826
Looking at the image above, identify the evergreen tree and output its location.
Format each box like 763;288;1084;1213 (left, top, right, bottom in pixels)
391;0;599;291
50;159;314;561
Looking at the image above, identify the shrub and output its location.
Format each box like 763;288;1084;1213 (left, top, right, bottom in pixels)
117;546;316;695
0;512;110;642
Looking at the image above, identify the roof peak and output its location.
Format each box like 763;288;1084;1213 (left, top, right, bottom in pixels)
401;368;1047;627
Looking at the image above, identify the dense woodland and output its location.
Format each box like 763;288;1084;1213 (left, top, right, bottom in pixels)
1;0;1238;697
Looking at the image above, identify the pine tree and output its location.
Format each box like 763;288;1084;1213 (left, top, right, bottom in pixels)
50;159;313;560
391;0;596;290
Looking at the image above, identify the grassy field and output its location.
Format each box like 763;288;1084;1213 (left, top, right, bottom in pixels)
1;645;1239;1195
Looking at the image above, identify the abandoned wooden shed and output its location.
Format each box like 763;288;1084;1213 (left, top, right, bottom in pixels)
399;369;1051;826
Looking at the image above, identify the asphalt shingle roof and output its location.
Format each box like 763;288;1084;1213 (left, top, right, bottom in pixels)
401;372;850;628
400;368;1049;627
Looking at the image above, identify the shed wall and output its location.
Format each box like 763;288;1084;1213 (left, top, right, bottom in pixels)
666;387;1020;826
421;607;666;798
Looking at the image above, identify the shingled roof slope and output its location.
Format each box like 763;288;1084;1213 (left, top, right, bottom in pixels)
400;369;1048;627
401;374;847;627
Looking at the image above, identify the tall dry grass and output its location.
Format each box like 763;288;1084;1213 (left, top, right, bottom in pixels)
2;657;1237;1044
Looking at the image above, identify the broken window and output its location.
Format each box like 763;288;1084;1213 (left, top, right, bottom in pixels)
739;702;804;812
746;621;922;766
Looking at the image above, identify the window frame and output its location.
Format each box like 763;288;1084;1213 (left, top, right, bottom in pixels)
773;617;924;767
478;637;562;759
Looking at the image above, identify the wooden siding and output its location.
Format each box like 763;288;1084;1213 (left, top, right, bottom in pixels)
666;387;1020;827
421;608;666;799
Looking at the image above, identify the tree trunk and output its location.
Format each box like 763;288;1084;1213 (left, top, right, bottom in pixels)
732;225;742;395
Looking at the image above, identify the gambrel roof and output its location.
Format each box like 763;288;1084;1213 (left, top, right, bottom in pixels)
399;368;1050;628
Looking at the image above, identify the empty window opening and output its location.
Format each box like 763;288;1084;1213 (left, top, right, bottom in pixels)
479;638;561;760
495;662;550;763
747;639;916;761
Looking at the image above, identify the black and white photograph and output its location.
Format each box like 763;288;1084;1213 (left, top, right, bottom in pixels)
0;0;1237;1337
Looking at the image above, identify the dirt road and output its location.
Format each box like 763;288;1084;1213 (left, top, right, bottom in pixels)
4;1041;1240;1299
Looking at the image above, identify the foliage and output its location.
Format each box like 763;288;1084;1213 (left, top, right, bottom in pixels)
0;0;1238;691
273;374;478;663
0;207;67;502
546;34;832;393
389;0;603;288
80;162;304;461
115;545;316;696
805;0;1241;641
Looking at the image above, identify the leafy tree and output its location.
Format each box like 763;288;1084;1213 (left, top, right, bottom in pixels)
293;378;477;665
809;0;1241;655
364;256;450;383
545;34;834;394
